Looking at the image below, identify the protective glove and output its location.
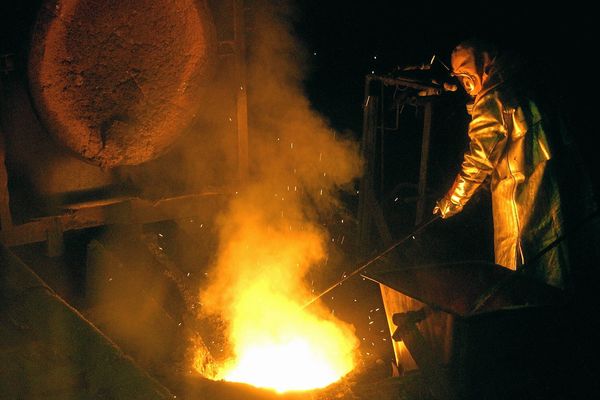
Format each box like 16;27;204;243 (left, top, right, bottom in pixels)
432;196;463;219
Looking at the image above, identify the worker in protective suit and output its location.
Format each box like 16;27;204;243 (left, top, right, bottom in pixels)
432;39;598;290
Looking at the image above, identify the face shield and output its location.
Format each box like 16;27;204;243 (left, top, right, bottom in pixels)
450;47;484;97
451;71;478;95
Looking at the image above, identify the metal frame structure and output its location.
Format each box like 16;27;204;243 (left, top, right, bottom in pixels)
357;72;442;373
357;73;439;250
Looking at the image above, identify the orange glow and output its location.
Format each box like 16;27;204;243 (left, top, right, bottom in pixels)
195;203;358;392
222;290;354;392
217;291;356;392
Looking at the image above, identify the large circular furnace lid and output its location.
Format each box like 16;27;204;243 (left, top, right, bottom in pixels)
28;0;216;167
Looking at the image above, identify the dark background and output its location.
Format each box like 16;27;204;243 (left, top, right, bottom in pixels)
290;0;599;266
293;1;598;196
289;0;599;372
295;1;595;137
291;0;599;273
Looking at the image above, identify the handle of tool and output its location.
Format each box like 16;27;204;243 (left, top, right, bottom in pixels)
303;214;440;309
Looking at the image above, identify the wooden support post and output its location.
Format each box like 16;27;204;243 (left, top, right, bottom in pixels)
358;82;377;250
234;0;249;181
0;67;14;232
46;217;64;257
0;120;12;232
415;101;432;225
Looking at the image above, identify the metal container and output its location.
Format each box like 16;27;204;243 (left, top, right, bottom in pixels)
369;261;572;400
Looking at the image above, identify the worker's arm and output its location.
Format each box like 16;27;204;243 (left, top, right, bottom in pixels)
434;92;508;218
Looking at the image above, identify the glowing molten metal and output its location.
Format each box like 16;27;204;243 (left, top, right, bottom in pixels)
217;289;356;392
196;207;358;392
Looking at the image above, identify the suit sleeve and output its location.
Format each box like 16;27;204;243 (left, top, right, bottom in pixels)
447;93;509;206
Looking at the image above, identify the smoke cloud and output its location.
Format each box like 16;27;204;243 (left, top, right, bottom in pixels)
197;0;363;388
84;0;363;391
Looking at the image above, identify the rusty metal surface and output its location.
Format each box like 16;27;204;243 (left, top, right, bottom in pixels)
28;0;216;167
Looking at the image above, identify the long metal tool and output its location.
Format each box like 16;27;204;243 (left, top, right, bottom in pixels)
303;214;440;308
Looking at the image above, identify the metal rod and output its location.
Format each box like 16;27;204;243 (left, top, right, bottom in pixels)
303;214;440;308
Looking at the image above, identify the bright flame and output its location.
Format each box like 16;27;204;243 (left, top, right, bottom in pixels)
196;202;359;392
225;340;342;392
217;289;356;392
221;304;355;392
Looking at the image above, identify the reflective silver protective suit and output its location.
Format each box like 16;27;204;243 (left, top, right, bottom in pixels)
445;70;569;288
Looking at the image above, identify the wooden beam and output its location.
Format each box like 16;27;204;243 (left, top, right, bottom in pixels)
0;192;228;247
